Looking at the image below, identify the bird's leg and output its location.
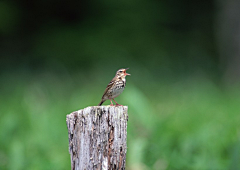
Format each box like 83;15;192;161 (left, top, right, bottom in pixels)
112;98;123;106
109;99;114;106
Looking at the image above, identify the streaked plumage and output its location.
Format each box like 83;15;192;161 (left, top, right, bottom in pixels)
98;68;130;106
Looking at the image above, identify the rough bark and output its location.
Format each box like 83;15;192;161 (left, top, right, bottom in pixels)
66;106;128;170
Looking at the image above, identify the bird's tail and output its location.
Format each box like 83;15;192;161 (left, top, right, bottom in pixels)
98;100;105;106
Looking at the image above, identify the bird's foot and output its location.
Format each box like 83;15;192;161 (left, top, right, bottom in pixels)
110;103;114;106
112;99;122;106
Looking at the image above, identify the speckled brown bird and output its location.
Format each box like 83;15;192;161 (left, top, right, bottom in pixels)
98;68;130;106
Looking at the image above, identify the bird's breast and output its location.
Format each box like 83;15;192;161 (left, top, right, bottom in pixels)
110;80;125;98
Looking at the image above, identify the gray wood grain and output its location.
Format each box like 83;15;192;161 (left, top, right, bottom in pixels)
66;106;128;170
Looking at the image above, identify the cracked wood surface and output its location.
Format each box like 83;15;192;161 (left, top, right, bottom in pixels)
66;106;128;170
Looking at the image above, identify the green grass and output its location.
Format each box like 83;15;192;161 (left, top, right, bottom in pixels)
0;71;239;170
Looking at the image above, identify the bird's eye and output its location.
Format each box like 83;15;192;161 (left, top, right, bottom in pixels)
119;71;122;73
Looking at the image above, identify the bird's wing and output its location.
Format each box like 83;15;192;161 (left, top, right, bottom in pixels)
101;78;116;99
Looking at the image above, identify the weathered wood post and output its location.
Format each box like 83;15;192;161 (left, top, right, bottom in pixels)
66;106;128;170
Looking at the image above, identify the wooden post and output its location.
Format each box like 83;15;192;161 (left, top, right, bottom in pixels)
66;106;128;170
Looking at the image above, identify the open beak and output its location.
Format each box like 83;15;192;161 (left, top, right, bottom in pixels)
124;68;130;76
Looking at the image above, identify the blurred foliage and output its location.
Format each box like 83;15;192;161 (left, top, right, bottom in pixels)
0;0;240;169
0;0;217;76
0;71;240;170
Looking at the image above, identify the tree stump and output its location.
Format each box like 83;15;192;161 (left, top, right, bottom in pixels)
66;106;128;170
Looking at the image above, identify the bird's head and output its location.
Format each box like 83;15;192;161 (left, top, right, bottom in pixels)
116;68;130;78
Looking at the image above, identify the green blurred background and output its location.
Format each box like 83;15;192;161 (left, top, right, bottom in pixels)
1;0;240;169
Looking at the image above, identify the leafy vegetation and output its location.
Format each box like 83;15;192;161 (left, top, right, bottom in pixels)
0;0;239;169
0;71;239;170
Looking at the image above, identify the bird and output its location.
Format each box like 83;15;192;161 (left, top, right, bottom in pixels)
98;68;130;106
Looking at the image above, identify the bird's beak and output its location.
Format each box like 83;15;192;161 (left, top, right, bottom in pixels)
124;68;130;76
